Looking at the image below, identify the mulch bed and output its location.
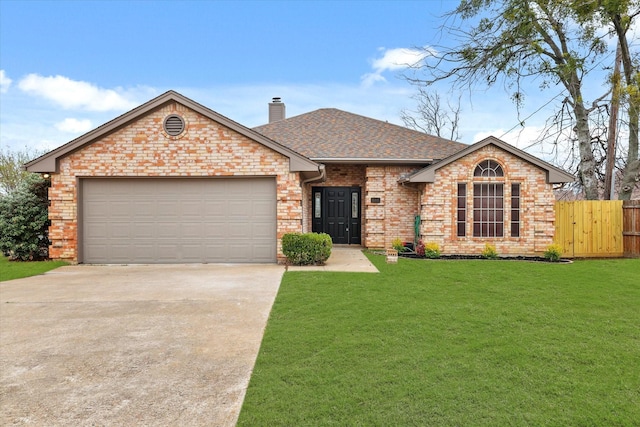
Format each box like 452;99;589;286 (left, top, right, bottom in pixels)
397;253;571;263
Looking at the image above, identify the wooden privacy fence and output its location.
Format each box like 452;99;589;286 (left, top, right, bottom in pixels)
623;200;640;257
555;201;624;258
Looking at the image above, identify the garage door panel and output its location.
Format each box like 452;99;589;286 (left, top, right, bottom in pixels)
157;245;180;261
158;200;181;215
252;244;276;261
227;244;251;262
181;200;203;217
203;223;226;238
132;223;154;238
85;222;107;239
86;200;109;213
228;226;252;238
157;223;181;238
229;200;251;217
252;223;275;238
109;200;134;216
182;223;203;238
110;244;136;263
204;244;226;257
131;199;154;212
182;245;205;258
111;223;133;238
84;244;107;261
254;206;273;219
82;178;276;263
204;202;226;217
132;245;156;263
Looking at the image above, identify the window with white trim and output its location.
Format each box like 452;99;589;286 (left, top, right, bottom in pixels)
473;160;504;237
474;159;504;177
511;183;521;237
473;183;504;237
456;160;523;239
457;183;466;237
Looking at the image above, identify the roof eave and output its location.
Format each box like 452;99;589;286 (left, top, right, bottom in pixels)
25;90;319;173
26;91;182;173
311;158;434;165
407;136;574;184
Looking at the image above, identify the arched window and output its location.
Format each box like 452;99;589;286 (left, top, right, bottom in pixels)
457;159;520;239
472;160;504;237
474;160;503;178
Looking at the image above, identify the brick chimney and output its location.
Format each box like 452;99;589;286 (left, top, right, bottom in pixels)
269;97;286;123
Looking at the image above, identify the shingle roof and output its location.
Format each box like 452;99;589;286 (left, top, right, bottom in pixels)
253;108;467;162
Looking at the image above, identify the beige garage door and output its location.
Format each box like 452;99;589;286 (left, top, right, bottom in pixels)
81;178;277;263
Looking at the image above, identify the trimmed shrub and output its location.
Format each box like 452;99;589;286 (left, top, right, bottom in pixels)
282;232;332;265
415;240;425;257
0;174;50;261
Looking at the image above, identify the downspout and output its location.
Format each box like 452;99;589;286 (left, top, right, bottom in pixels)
300;164;326;234
301;164;326;186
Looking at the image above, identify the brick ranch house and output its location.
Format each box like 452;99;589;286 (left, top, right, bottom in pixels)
26;90;574;264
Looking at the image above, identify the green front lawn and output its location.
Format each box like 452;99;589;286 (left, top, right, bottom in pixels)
0;256;68;282
239;256;640;426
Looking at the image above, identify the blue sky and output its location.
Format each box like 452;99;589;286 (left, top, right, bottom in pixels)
0;0;613;158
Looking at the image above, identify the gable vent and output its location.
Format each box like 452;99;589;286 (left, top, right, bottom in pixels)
163;114;185;136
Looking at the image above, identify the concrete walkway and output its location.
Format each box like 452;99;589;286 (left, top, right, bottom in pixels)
287;246;379;273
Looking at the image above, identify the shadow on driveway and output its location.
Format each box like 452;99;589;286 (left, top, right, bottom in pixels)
0;264;283;426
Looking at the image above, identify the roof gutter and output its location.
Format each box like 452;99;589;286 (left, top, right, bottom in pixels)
301;164;326;185
311;158;434;165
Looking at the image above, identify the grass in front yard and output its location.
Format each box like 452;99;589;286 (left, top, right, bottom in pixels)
239;256;640;426
0;256;68;282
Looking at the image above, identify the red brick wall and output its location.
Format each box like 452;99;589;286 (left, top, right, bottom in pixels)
303;164;366;234
302;164;420;249
420;144;556;256
48;102;302;262
364;166;420;249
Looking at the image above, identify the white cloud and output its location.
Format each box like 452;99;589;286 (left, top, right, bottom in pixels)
361;47;431;87
55;118;93;133
18;74;140;111
0;70;12;93
372;47;429;72
360;72;387;87
474;125;547;147
472;124;565;164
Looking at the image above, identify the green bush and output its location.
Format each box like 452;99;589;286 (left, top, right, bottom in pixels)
0;174;50;261
481;243;499;259
543;243;563;262
392;237;405;252
282;232;332;265
424;242;441;259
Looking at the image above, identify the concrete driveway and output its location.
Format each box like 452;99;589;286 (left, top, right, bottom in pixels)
0;263;284;426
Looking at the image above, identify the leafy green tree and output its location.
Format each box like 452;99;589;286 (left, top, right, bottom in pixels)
407;0;611;199
0;174;50;260
0;147;45;196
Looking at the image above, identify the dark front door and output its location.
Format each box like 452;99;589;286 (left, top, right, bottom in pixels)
312;187;361;244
